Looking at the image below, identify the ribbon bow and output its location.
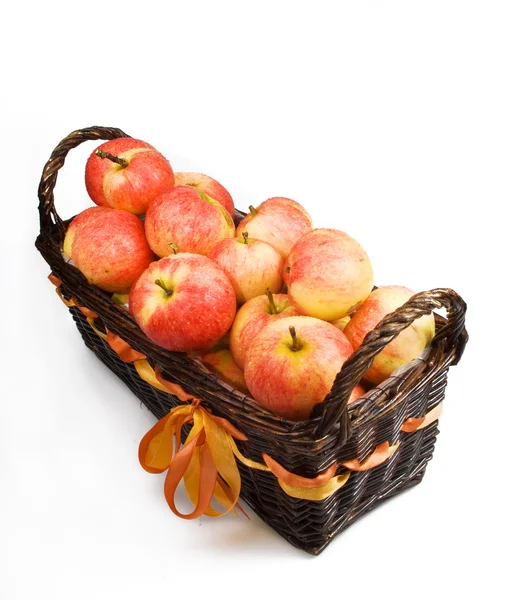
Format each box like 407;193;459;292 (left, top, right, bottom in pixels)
138;401;250;518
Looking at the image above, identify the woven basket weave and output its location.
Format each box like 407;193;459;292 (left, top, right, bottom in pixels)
35;126;468;555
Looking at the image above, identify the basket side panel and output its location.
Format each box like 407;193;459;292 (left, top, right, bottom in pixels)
71;307;446;555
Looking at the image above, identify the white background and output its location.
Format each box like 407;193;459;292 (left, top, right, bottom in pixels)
1;2;520;599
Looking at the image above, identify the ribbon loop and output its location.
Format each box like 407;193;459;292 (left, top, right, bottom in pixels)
139;403;247;519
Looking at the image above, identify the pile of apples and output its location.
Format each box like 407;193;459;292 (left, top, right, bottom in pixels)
64;137;435;422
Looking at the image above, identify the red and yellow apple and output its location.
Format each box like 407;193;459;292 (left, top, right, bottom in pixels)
244;316;354;421
145;186;235;257
174;172;235;218
129;253;236;352
230;291;303;369
70;209;154;293
198;348;249;394
344;285;436;385
207;233;284;304
284;228;374;321
63;206;113;258
85;138;175;214
236;197;312;260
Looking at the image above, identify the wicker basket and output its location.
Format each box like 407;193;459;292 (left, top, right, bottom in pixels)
35;126;468;555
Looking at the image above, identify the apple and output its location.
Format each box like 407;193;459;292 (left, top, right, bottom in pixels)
344;285;436;385
62;206;113;258
145;186;235;257
230;290;303;369
129;253;236;352
85;138;175;214
203;331;231;352
244;316;354;421
207;233;284;304
348;383;366;404
187;331;230;360
236;197;312;260
198;348;249;394
284;228;374;321
329;315;351;331
174;172;235;218
71;209;154;293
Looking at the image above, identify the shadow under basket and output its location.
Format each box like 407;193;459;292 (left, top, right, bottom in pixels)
35;126;468;555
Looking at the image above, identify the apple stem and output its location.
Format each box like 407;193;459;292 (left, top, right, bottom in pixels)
95;149;129;168
285;266;291;273
168;241;179;254
242;231;249;244
289;326;302;351
248;205;258;216
266;289;279;314
154;279;173;296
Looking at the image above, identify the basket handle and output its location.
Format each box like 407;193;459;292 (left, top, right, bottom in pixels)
38;126;131;234
314;288;468;438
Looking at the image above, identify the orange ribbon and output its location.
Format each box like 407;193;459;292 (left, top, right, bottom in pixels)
106;331;146;362
49;274;99;319
139;404;249;519
400;403;443;433
261;454;350;501
343;441;400;471
88;319;147;363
